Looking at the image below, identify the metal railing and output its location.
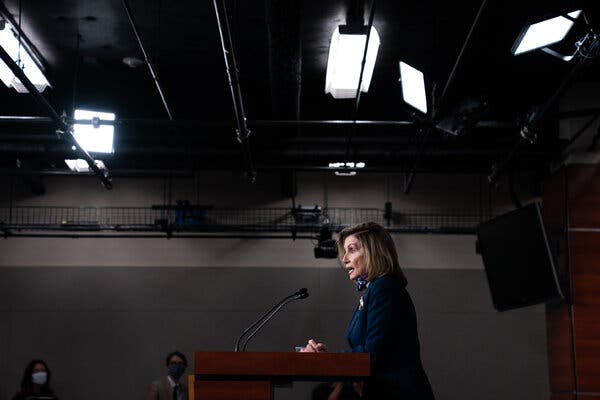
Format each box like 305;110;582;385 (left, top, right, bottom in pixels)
0;205;506;236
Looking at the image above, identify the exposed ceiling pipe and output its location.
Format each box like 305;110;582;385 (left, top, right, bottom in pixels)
0;143;531;156
0;134;62;141
404;0;489;194
0;232;317;239
0;165;542;179
266;0;302;120
0;116;515;129
488;53;592;184
435;0;489;117
212;0;256;182
0;45;113;189
0;116;54;123
121;0;173;120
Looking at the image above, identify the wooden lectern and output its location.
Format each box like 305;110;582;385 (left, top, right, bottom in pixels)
191;351;370;400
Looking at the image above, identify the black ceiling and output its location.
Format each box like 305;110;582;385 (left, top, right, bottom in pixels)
1;0;600;186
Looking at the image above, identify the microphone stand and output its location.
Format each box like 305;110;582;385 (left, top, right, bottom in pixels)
234;288;308;352
241;291;308;352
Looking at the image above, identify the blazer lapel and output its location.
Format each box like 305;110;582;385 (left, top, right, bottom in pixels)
160;377;172;400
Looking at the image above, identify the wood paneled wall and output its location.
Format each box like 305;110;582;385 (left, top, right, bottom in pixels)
543;164;600;398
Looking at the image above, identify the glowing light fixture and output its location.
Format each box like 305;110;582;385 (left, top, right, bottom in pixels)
72;109;116;154
325;26;380;99
334;171;357;176
512;10;582;56
65;109;115;172
329;161;365;176
328;161;366;169
399;61;428;114
0;22;50;93
64;159;106;173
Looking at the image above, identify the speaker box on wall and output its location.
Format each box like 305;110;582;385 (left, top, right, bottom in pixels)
477;201;563;311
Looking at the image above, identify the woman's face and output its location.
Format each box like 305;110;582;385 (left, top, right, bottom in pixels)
32;363;46;374
342;234;367;281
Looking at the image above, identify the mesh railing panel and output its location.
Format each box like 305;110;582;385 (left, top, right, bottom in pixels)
0;206;506;233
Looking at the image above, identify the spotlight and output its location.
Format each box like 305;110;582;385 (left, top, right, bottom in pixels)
512;10;582;56
314;226;338;259
399;61;428;114
325;25;380;99
511;10;599;62
72;109;116;154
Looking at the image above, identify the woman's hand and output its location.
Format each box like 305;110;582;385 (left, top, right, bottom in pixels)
301;338;327;352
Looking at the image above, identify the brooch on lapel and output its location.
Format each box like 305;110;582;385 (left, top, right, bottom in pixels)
356;274;368;291
359;296;364;310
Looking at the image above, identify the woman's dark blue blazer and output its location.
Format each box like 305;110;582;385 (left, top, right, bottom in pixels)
346;275;435;399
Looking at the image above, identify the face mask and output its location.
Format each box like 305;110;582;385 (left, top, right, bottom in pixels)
32;372;47;385
168;363;186;381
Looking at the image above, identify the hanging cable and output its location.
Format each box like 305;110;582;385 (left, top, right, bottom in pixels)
404;0;489;194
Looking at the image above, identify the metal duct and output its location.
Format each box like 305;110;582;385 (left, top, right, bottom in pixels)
266;0;302;119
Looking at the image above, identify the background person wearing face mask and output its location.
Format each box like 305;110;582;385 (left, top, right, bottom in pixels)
12;359;58;400
146;351;188;400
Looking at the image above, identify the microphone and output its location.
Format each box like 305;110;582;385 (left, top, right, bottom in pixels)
234;288;309;352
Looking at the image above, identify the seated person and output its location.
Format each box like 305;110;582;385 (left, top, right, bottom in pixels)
146;351;188;400
12;359;58;400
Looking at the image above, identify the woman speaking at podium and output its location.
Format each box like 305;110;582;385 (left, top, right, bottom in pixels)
302;222;434;400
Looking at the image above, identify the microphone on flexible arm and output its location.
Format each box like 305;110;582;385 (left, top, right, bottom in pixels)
234;288;309;352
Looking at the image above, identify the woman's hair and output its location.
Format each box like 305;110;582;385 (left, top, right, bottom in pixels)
20;359;53;394
337;222;408;286
165;351;188;367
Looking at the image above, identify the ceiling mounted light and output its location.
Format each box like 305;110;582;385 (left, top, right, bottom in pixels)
325;25;380;99
64;159;106;173
334;171;357;176
72;109;116;154
0;21;50;93
399;61;428;114
512;10;582;57
328;161;365;169
329;161;365;176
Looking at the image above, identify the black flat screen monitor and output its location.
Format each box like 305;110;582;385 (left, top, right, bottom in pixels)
477;202;563;311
